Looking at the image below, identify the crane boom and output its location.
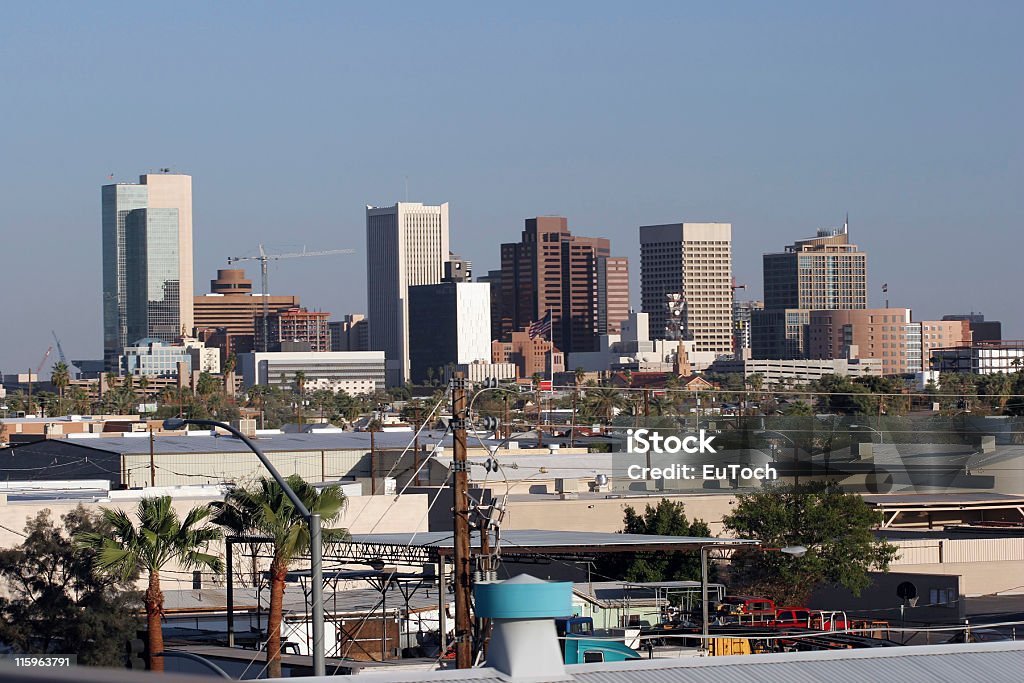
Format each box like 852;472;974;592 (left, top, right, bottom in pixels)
36;346;53;375
51;331;68;365
225;244;356;351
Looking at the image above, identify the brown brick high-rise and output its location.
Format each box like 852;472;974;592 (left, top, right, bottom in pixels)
497;217;629;354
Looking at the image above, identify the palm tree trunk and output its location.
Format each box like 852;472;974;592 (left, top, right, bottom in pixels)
145;569;165;672
266;560;287;679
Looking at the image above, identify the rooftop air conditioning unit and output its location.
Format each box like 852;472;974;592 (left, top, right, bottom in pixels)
233;418;257;438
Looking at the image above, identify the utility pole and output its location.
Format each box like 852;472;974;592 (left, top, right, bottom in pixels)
451;373;473;669
149;427;156;487
369;427;377;495
413;406;422;486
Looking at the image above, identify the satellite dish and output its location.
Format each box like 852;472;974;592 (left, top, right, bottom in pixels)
897;581;918;601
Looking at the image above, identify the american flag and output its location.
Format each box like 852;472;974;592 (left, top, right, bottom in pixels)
528;311;552;339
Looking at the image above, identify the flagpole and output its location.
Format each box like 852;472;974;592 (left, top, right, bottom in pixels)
548;308;554;388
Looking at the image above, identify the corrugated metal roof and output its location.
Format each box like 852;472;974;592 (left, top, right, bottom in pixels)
571;641;1024;683
327;641;1024;683
46;430;478;455
349;529;757;551
863;492;1024;506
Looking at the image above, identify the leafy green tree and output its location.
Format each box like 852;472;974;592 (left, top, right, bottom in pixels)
722;482;898;605
595;499;711;583
212;476;349;678
0;507;139;665
76;498;223;672
812;375;874;415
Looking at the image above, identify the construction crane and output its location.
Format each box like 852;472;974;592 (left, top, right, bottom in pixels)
36;346;53;376
51;331;68;366
227;244;355;351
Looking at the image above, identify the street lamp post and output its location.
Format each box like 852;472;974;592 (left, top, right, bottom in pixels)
850;424;884;444
756;429;800;486
162;417;326;677
700;544;806;655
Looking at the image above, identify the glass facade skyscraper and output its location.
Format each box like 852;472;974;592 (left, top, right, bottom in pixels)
102;174;193;371
126;208;182;344
102;183;148;370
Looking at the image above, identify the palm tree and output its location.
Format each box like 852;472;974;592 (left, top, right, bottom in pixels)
584;387;628;422
51;361;70;408
76;497;223;672
650;395;677;417
212;476;348;678
574;367;586;388
223;354;237;395
69;386;90;414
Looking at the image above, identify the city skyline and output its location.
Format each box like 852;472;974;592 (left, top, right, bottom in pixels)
2;3;1021;372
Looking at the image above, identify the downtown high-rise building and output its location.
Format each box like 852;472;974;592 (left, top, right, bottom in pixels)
102;172;194;370
366;202;450;386
752;225;867;359
639;222;733;356
496;217;629;355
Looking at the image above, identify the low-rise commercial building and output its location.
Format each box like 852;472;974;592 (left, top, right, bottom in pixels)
569;311;700;373
238;350;385;394
118;338;193;377
930;341;1024;374
491;328;565;379
707;357;883;384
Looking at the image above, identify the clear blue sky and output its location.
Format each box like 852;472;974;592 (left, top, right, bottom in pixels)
1;2;1021;374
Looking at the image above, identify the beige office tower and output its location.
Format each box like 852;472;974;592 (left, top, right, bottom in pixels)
142;173;194;337
366;202;450;386
102;171;194;371
640;222;733;357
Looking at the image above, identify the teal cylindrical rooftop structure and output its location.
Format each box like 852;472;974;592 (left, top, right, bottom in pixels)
475;574;572;620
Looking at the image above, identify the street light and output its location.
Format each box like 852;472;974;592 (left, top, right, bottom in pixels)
850;424;884;444
755;429;801;486
700;543;807;654
162;417;327;677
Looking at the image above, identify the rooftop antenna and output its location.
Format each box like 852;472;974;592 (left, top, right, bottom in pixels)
844;212;849;235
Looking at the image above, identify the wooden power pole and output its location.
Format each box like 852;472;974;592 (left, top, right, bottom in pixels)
451;372;473;669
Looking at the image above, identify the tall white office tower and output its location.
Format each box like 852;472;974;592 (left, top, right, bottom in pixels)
639;222;733;359
366;202;450;386
102;172;194;371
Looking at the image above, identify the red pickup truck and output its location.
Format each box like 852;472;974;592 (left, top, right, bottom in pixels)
770;607;811;628
718;596;776;622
